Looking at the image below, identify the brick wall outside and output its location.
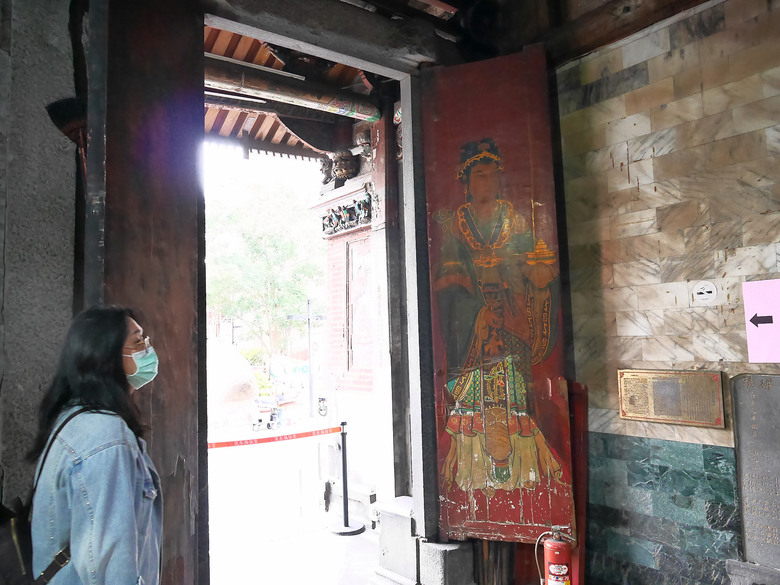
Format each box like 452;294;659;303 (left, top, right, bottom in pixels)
324;227;374;394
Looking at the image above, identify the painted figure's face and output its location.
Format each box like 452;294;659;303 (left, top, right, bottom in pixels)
468;161;500;204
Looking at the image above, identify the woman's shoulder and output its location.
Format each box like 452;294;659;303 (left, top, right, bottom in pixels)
56;408;137;456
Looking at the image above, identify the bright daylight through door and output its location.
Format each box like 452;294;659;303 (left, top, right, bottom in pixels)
203;143;379;584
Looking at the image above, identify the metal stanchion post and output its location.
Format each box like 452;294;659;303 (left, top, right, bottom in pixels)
331;421;365;535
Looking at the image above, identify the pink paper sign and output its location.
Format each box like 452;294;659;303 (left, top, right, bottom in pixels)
742;279;780;363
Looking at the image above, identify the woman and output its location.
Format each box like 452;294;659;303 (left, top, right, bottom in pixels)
28;305;162;585
433;138;562;497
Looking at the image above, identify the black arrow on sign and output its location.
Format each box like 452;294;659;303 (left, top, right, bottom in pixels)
750;313;774;327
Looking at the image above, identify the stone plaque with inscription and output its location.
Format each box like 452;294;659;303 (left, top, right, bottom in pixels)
617;369;724;428
733;373;780;569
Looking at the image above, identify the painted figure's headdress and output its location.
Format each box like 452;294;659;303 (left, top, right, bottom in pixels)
457;138;503;181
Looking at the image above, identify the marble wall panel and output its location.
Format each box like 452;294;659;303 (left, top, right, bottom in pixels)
635;281;690;310
559;63;649;116
561;124;607;156
556;61;581;94
686;306;721;333
732;93;780;134
603;285;639;311
609;206;658;238
606;112;652;144
599;238;639;264
559;95;627;136
668;4;725;51
615;310;664;336
633;230;687;260
724;0;771;24
663;308;695;336
702;56;731;91
741;212;780;246
766;123;780;153
612;258;661;286
675;111;735;149
674;67;705;100
727;37;780;83
558;9;780;580
641;335;694;361
623;29;671;70
606;337;644;364
570;265;615;291
683;224;710;253
692;331;746;361
707;219;745;249
567;216;612;245
606;158;655;194
702;73;769;116
598;187;637;218
625;78;675;116
627;127;677;162
762;65;780;97
706;129;767;168
633;179;685;209
714;243;776;275
659;252;715;282
580;48;624;85
648;44;701;85
657;200;709;232
653;145;707;181
651;94;703;131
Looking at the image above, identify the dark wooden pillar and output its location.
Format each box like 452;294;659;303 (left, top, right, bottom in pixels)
98;2;206;583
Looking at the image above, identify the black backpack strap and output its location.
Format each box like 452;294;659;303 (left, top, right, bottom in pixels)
34;544;71;584
33;408;89;493
30;408;88;582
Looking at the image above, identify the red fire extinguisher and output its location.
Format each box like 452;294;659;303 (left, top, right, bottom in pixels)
535;531;573;585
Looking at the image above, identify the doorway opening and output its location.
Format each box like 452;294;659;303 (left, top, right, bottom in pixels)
202;23;404;583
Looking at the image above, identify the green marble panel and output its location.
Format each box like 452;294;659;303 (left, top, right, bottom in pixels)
657;467;705;497
651;492;706;526
606;532;657;568
702;445;736;477
649;440;704;472
678;524;739;560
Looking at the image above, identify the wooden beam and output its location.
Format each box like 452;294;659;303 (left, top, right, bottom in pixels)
204;59;382;121
203;0;439;78
205;133;323;158
544;0;710;65
205;91;341;123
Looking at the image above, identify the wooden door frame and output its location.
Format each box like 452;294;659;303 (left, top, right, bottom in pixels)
202;2;441;537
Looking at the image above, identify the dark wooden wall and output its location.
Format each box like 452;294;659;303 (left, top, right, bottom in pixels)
100;2;206;583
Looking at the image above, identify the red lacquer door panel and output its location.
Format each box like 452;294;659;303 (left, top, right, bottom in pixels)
423;45;576;543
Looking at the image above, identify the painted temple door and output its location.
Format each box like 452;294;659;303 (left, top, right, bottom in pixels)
422;45;577;544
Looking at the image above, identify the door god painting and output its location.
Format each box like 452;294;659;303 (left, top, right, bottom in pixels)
435;138;563;498
422;49;576;543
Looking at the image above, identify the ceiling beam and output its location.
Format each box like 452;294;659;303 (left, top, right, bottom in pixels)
202;0;440;79
544;0;710;65
204;59;382;121
205;91;342;123
205;132;323;158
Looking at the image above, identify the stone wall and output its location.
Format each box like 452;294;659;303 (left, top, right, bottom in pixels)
0;0;75;503
555;0;779;581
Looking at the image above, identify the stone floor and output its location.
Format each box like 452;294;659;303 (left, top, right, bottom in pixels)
207;431;380;584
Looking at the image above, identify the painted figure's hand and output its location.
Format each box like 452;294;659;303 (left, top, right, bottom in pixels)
482;308;503;328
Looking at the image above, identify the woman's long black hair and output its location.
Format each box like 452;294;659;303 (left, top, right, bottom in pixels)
28;305;144;460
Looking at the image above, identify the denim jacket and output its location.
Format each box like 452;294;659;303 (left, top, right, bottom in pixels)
31;406;163;585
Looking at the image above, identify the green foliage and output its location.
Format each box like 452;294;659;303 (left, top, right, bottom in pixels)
205;150;326;356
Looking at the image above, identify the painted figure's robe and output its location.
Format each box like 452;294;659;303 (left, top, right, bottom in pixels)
434;199;562;494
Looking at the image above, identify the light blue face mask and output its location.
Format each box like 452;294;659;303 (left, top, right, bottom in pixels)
123;346;159;390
